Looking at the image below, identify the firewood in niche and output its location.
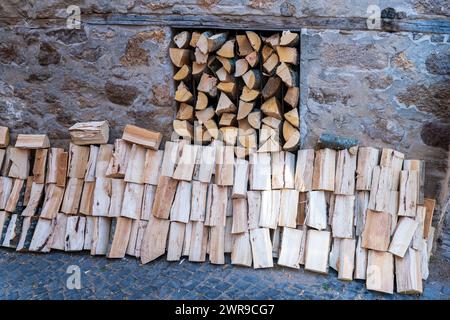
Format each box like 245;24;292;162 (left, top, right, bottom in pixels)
189;31;201;47
196;107;215;124
175;81;193;103
220;127;239;146
263;53;279;75
204;119;219;140
284;86;299;108
263;33;280;47
284;108;299;127
262;116;281;130
242;69;261;90
236;34;253;56
280;30;299;46
235;58;249;77
261;96;282;120
194;47;208;64
248;110;262;129
173;64;191;81
216;67;234;82
192;61;207;76
196;31;213;54
217;82;237;98
276;62;298;87
216;39;235;58
245;51;259;67
240;86;259;102
219;113;237;127
169;48;190;68
173;120;194;141
176;103;194;121
174;31;191;49
246;31;262;51
216;56;235;74
283;130;300;151
237;101;254;120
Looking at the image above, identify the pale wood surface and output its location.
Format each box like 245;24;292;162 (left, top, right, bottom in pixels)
250;228;273;269
278;227;303;269
366;250;394;294
304;230;331;274
361;210;392;252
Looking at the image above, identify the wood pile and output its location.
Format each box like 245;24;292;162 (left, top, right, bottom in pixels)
0;121;438;296
170;30;300;154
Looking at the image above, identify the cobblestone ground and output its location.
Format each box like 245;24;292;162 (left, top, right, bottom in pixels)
0;239;449;300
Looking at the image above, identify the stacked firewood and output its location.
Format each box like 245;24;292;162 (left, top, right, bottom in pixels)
0;123;437;295
170;30;300;155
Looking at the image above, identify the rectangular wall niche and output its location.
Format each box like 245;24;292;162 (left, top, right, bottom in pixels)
170;28;300;154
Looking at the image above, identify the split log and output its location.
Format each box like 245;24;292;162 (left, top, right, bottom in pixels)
84;145;99;182
216;39;235;58
240;85;260;102
388;190;400;235
8;148;30;180
304;230;331;274
189;221;208;262
278;227;303;269
90;216;111;255
276;46;298;65
28;218;54;252
173;65;191;81
295;149;314;192
216;56;235;74
334;147;357;195
330;238;342;271
141;215;170;264
49;212;67;250
249;152;271;191
283;123;300;151
68;143;89;179
182;221;192;256
120;183;144;220
95;144;113;178
368;166;392;212
84;216;94;250
388;217;418;257
284;152;296;189
261;96;282;120
262;76;281;99
0;126;9;148
40;184;65;220
195;91;209;111
395;247;423;294
167;221;186;261
197;145;216;183
217;82;237;98
192;61;207;76
248;110;262;129
176;102;194;121
207;185;228;227
196;31;213;54
61;178;83;214
231;198;248;233
160;141;179;178
380;148;404;190
278;189;299;228
173;120;194;141
16;216;40;252
79;181;95;215
106;179;125;217
354;191;370;236
247;191;261;230
196;107;215;125
216;67;234;82
284;87;299;108
403;159;425;204
189;31;201;47
250;228;273;269
231;231;252;267
190;181;208;222
398;170;418;217
15;134;50;149
174;31;191;49
68;121;109;145
216;92;237;115
261;45;274;62
305;191;327;230
106;217;132;258
0;149;5;171
412;206;425;250
92;177;111;217
271;227;281;258
423;198;436;238
197;73;218;97
245;51;259;67
173;144;199;181
263;53;279;75
312;148;336;191
276;62;297;87
297;192;307;226
236;34;253;56
338;238;356;281
232;158;248;198
284;108;299;128
152;175;178;219
235;58;249;77
242;69;261;90
367;250;394;294
122;124;162;150
46;148;68;186
4;178;25;213
209;225;225;265
64;216;86;251
140;184;156;221
32;149;48;184
356;147;380;191
215;145;234;186
1;214;22;248
143;150;163;185
170;181;192;223
21;182;44;217
169;48;190;67
331;195;355;239
280;31;299;46
354;237;368;280
245;31;261;51
204;119;219;140
219;113;237;127
259;190;280;229
361;210;392;251
0;147;12;176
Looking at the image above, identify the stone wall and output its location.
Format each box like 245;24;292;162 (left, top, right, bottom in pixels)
0;0;449;243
